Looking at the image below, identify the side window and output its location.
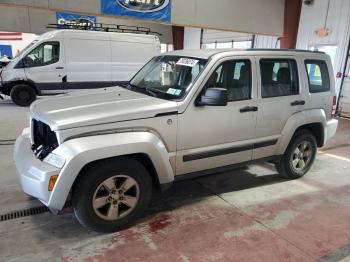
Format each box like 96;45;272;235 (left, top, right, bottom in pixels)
205;60;251;101
260;59;299;98
24;42;60;68
305;60;330;93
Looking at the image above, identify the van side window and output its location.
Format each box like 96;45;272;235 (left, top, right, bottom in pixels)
205;60;251;101
24;42;60;68
260;59;299;98
305;60;330;93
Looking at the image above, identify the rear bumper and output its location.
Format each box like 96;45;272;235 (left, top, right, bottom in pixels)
14;128;60;207
324;119;338;144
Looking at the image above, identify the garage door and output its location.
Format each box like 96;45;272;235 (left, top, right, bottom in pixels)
201;29;253;49
339;50;350;117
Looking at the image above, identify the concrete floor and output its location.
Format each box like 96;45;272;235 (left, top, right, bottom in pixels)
1;96;350;262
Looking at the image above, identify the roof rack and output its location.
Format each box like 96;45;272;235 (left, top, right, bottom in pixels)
248;48;325;54
47;22;162;36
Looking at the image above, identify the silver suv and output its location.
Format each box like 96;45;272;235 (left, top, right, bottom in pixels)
14;49;338;232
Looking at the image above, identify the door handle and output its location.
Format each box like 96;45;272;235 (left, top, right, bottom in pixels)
56;66;64;69
291;100;306;106
240;106;258;113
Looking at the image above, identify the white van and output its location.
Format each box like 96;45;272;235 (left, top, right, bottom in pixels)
0;29;160;106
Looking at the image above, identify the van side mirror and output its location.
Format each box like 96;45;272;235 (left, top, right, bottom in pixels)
22;57;31;68
196;87;228;106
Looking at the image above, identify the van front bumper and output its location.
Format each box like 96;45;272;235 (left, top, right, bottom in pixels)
14;128;61;207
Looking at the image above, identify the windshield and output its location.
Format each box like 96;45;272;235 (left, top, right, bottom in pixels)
14;40;38;59
129;56;208;100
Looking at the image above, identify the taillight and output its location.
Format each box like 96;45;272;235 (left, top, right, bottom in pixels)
332;95;337;117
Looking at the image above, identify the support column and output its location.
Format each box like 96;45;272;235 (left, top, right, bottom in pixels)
172;26;184;50
280;0;302;49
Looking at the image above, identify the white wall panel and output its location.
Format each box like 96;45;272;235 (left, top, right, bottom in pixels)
297;0;350;96
202;29;253;44
254;35;280;49
184;27;201;49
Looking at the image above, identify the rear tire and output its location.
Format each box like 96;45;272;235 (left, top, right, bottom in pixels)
10;84;36;106
72;158;152;233
276;129;317;179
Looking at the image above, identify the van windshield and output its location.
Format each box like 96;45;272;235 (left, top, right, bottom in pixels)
128;56;208;100
14;40;38;59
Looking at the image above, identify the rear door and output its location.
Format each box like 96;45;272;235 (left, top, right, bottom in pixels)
254;56;303;159
24;41;66;94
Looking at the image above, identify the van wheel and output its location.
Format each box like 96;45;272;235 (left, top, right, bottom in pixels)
72;158;152;233
10;84;36;106
275;130;317;179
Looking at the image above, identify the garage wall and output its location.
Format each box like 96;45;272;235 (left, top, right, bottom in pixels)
296;0;350;96
172;0;284;36
0;0;285;36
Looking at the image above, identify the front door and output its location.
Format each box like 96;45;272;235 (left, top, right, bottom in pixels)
24;41;65;94
176;57;258;175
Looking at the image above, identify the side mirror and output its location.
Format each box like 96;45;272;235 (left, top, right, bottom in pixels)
196;87;228;106
22;57;31;67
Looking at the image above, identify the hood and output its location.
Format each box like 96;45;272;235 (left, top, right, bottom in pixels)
30;87;179;131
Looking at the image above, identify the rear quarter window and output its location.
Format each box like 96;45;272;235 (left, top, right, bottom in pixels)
305;60;330;93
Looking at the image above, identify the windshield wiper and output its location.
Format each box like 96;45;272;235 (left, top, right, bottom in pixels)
121;82;162;98
144;87;158;97
119;83;133;89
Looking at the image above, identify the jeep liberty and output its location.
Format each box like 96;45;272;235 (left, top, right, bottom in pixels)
14;49;338;232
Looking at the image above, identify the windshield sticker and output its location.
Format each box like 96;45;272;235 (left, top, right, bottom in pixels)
166;88;182;96
174;89;182;96
176;58;199;67
166;88;177;95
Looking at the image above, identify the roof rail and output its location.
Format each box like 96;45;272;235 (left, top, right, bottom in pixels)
47;22;162;36
248;48;325;54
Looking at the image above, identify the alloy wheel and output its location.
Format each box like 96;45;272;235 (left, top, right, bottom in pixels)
92;175;140;221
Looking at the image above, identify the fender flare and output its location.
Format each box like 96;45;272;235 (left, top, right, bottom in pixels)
47;132;174;211
276;109;327;155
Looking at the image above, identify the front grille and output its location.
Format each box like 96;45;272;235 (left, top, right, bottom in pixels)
32;119;58;160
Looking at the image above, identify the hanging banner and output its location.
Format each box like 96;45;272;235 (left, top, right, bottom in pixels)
101;0;171;22
56;12;97;27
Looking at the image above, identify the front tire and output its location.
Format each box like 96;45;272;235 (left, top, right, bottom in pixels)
72;158;152;233
276;130;317;179
10;84;36;106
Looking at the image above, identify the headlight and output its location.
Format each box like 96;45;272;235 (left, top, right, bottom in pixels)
43;153;66;169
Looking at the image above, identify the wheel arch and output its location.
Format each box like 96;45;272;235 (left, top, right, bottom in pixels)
276;109;327;155
73;153;162;193
293;123;324;147
10;80;40;95
47;132;175;211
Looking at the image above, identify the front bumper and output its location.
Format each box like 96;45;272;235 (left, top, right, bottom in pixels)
0;81;11;94
14;128;60;206
324;118;338;144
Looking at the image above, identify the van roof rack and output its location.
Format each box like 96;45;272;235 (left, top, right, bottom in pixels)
47;22;162;36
